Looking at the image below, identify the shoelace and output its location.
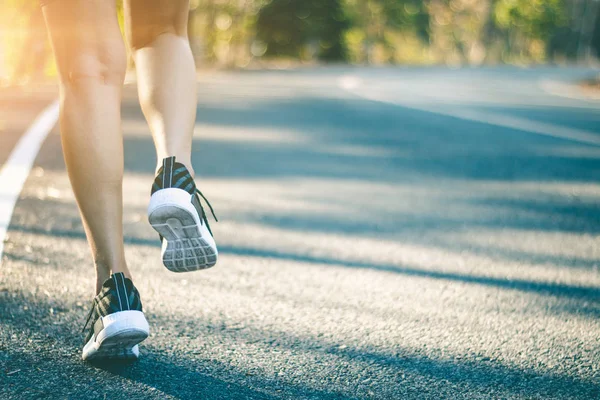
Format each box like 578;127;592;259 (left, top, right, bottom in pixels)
81;297;98;333
196;189;218;235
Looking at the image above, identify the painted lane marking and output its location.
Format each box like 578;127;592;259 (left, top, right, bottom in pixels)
539;79;600;102
339;75;600;147
0;100;59;266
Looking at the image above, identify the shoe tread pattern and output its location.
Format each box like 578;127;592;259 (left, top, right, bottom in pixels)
150;204;217;272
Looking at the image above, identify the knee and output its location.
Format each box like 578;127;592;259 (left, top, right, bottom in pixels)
63;44;127;87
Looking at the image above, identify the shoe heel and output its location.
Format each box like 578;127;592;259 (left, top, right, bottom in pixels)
97;310;149;343
148;188;218;272
148;188;199;239
82;311;149;361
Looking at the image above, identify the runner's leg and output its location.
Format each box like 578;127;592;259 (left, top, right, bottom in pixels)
124;0;197;176
42;0;131;293
125;1;219;272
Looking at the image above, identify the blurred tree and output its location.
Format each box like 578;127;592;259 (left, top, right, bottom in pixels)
1;0;598;78
493;0;568;62
573;0;600;60
343;0;429;64
255;0;349;61
426;0;491;65
592;3;600;58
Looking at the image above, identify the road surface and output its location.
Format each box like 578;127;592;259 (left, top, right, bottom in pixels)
1;67;600;399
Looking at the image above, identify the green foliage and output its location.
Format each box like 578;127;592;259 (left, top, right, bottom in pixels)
490;0;570;62
342;0;430;63
0;0;598;80
494;0;567;40
256;0;350;61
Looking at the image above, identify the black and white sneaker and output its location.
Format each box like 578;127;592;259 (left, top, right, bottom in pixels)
148;156;218;272
81;273;149;361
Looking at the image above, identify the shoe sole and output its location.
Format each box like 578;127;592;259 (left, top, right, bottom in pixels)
82;311;149;361
148;188;218;272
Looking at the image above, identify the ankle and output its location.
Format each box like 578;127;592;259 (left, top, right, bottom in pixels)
94;262;132;294
95;270;110;294
155;155;194;179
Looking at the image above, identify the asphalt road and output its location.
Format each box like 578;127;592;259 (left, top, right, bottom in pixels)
1;66;600;399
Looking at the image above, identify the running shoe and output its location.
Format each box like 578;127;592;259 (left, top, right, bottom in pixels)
81;273;149;361
148;156;218;272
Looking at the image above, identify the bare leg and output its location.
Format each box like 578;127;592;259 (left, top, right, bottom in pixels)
42;0;131;293
124;0;197;176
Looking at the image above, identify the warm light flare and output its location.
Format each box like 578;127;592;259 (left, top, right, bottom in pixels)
0;5;49;85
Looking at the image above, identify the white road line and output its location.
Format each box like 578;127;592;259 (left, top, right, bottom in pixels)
339;75;600;147
539;79;600;101
0;100;59;266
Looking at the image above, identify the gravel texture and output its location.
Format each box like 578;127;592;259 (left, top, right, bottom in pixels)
1;67;599;399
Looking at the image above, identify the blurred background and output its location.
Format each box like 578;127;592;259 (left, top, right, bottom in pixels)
1;1;600;398
1;0;600;83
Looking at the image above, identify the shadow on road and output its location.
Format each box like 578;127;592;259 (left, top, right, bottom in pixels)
4;72;600;399
5;219;600;319
1;291;598;399
119;96;600;184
